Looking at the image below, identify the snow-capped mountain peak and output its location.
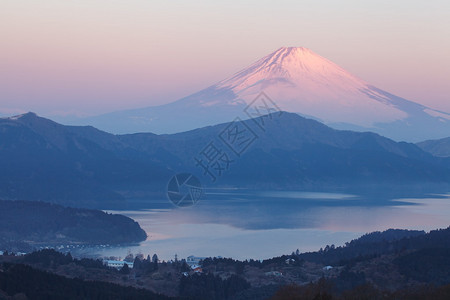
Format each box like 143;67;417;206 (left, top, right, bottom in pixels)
218;47;366;91
214;46;410;127
63;47;450;142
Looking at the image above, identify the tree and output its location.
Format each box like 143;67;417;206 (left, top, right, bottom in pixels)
133;256;142;270
235;262;245;275
119;263;130;274
180;261;190;272
152;254;158;263
124;253;134;263
152;254;159;270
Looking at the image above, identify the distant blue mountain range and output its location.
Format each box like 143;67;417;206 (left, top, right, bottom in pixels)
0;112;449;208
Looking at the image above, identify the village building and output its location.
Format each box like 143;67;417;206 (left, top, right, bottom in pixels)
186;255;207;266
103;260;134;269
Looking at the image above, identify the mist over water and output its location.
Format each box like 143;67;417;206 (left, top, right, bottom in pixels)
74;190;450;261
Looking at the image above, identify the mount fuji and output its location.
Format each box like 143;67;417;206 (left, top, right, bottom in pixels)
65;47;450;142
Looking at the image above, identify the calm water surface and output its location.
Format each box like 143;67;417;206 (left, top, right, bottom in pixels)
75;190;450;261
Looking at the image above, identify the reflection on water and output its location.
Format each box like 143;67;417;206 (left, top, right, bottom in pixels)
75;190;450;261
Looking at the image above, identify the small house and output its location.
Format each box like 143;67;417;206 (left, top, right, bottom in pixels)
103;260;134;269
186;255;207;266
285;258;295;264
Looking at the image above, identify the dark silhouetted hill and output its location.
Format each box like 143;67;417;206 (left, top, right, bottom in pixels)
0;200;147;252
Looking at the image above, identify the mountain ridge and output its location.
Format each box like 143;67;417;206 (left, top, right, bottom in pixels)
417;136;450;157
57;47;450;142
1;112;449;208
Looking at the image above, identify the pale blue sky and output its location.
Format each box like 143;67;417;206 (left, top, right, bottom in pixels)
1;0;449;116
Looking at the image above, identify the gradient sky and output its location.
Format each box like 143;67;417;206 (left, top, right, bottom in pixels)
1;0;449;117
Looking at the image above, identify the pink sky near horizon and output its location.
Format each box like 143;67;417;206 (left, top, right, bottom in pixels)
1;0;449;117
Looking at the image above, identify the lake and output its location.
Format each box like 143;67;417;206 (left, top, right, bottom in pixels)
73;189;450;261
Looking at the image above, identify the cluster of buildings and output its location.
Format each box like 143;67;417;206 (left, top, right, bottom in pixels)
1;250;212;275
186;255;208;274
103;254;209;271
